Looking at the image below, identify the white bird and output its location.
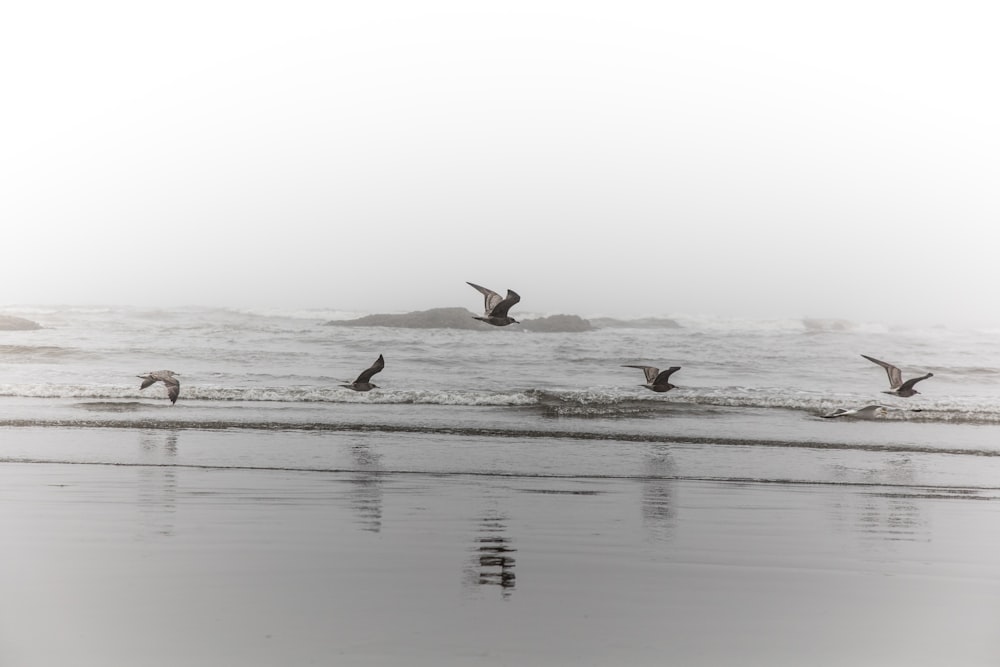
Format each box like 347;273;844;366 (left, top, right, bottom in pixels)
622;365;681;392
821;404;887;419
467;282;520;326
341;354;385;392
138;370;180;404
861;354;933;397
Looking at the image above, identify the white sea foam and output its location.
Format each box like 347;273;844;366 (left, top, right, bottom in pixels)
0;384;540;407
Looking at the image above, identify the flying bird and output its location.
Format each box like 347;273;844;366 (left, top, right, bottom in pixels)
467;282;520;326
623;365;682;392
861;355;933;397
821;404;888;419
138;370;180;404
341;354;385;392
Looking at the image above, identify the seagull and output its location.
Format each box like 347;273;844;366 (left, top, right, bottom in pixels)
467;282;520;326
138;370;180;404
341;354;385;392
822;404;887;419
622;365;681;392
861;354;933;397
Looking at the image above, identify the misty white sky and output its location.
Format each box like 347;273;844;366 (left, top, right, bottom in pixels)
2;1;998;326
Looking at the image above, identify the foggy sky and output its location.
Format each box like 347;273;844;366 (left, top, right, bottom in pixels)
2;1;998;327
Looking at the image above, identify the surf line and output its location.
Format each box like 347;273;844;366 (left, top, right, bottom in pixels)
1;418;999;458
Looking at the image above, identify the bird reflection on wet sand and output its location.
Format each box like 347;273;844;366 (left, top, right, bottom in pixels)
642;448;677;543
349;442;384;533
465;511;516;598
137;431;179;538
139;430;178;457
826;454;929;548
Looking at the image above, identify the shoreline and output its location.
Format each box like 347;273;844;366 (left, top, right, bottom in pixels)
3;422;1000;491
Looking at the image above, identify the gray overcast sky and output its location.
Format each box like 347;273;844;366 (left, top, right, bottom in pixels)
2;1;998;326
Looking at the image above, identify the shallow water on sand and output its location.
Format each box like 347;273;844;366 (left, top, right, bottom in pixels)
3;428;1000;666
8;412;1000;490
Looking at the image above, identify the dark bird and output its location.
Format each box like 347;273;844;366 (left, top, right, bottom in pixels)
341;354;385;392
467;282;520;326
623;365;681;392
138;370;180;404
861;354;933;397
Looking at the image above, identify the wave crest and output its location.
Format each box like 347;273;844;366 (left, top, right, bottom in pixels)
4;384;1000;424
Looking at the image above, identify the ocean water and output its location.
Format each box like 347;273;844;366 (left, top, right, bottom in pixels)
3;305;1000;471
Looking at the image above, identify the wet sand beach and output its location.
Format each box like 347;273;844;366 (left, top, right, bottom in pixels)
3;427;1000;666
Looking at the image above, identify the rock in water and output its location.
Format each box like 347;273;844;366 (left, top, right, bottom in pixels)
325;308;594;332
0;315;42;331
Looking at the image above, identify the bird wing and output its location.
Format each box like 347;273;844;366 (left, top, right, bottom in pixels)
824;405;884;419
354;354;385;384
490;290;521;318
162;376;180;403
861;354;902;389
653;366;681;385
467;282;503;314
898;372;933;392
623;365;660;384
139;377;157;390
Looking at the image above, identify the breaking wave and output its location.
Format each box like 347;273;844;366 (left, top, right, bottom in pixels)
3;383;1000;424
